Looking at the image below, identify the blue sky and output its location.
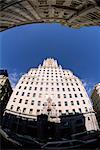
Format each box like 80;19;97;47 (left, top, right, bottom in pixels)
0;23;100;95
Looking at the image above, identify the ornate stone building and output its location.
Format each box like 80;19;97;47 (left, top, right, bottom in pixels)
0;0;100;31
91;83;100;127
4;58;99;131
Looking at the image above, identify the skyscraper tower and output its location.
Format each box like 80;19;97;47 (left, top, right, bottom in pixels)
4;58;99;131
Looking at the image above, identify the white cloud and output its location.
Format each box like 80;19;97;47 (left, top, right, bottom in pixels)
9;72;19;89
81;79;94;96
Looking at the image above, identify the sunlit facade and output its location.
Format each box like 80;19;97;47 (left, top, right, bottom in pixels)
4;58;99;131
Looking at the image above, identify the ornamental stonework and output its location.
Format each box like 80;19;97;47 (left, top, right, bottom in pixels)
0;0;100;31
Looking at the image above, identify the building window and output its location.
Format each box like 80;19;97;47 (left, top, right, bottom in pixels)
80;93;83;97
65;101;68;106
10;105;13;110
23;108;26;113
39;93;42;98
66;110;69;114
76;83;78;86
25;100;28;104
33;93;36;97
13;98;16;102
58;94;60;98
19;99;22;103
40;87;43;91
83;100;85;104
16;91;19;95
63;94;66;98
16;107;20;112
72;109;76;114
31;100;34;105
79;108;82;113
77;101;79;105
68;88;70;91
22;92;24;96
46;87;48;91
58;101;61;106
57;88;59;91
26;82;28;84
37;109;40;114
19;86;21;89
66;83;69;86
75;94;77;97
31;82;33;85
29;87;32;90
71;83;73;86
85;107;88;112
73;88;75;91
78;88;80;91
62;88;65;91
88;117;90;121
51;88;54;91
29;109;33;115
27;93;30;97
34;87;37;90
62;83;64;86
71;101;74;105
38;101;41;106
59;110;62;113
24;86;27;90
69;94;72;98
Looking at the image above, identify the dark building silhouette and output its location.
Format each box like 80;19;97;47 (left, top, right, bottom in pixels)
0;70;12;124
2;113;86;142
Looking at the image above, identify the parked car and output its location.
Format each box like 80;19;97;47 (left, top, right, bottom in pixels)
42;139;85;150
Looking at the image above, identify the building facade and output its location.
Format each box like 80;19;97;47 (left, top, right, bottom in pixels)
91;83;100;127
0;70;12;123
4;58;99;131
0;0;100;31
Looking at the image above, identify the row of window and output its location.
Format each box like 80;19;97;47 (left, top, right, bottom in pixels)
19;85;81;92
30;69;71;73
16;91;83;98
13;98;86;106
10;105;88;114
29;72;72;77
28;73;73;77
22;78;71;82
21;80;79;86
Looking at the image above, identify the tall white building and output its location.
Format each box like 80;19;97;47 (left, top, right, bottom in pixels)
5;58;99;131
